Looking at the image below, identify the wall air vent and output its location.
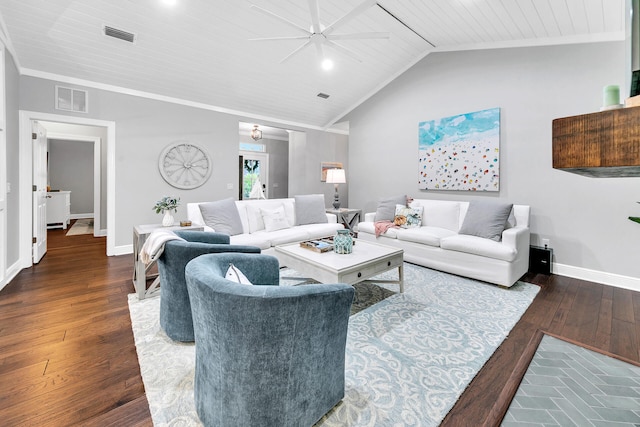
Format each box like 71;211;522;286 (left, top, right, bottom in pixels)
317;93;330;99
104;25;136;43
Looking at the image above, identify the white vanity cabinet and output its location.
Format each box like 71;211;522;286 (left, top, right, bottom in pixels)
47;191;71;229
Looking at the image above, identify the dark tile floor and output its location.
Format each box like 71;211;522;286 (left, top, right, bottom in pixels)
502;335;640;427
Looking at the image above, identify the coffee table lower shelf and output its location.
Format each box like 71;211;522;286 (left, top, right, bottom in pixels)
274;240;404;293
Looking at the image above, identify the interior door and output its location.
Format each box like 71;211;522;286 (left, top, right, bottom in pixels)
32;121;47;263
240;151;269;199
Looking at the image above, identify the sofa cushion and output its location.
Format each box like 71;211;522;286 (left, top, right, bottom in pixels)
300;223;344;241
397;226;457;247
199;198;244;236
229;233;271;250
374;195;407;221
261;206;290;232
394;205;423;228
358;221;400;239
263;227;313;246
440;235;517;262
412;200;460;232
459;200;513;242
294;194;328;225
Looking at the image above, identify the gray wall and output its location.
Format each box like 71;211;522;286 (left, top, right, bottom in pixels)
48;139;94;216
289;129;349;207
18;75;346;249
6;51;19;268
345;41;639;278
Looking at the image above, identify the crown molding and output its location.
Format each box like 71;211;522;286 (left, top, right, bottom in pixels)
20;68;348;135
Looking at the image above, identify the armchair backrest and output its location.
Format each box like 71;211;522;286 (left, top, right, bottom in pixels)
157;231;261;342
185;253;355;427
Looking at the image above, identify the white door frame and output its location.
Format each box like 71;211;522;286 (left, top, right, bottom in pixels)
18;111;116;269
47;132;102;237
0;44;6;290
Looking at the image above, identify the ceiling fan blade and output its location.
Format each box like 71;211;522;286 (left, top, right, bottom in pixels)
326;32;390;40
280;40;313;63
325;39;363;62
308;0;322;34
250;36;310;41
323;0;378;35
250;4;310;35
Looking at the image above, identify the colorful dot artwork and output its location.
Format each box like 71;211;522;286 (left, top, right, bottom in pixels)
418;107;500;192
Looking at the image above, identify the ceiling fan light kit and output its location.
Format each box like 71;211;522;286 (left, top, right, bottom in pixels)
250;0;389;66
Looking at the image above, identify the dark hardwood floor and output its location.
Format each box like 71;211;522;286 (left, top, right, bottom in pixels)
1;225;638;426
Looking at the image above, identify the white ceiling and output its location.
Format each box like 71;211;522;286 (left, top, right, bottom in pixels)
0;0;626;130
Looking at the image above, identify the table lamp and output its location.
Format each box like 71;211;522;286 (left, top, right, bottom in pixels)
326;168;346;209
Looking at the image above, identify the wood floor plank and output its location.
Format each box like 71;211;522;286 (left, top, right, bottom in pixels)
2;224;639;426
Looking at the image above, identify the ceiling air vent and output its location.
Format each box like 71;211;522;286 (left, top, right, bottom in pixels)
104;25;136;43
317;93;330;99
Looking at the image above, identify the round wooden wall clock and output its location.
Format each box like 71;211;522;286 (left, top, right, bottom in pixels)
159;141;212;189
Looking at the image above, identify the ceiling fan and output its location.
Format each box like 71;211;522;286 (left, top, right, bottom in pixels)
250;0;389;64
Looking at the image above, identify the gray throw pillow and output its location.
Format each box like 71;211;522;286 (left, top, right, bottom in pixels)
459;200;513;242
374;195;407;222
198;198;244;236
294;194;328;225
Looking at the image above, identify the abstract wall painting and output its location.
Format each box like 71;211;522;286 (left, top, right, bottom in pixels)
418;107;500;191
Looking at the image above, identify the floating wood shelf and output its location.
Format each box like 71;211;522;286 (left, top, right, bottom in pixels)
552;106;640;177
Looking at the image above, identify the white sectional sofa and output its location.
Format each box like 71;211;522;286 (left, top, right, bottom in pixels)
358;198;530;287
187;196;343;255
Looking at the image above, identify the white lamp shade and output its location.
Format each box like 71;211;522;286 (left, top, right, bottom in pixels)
326;168;346;184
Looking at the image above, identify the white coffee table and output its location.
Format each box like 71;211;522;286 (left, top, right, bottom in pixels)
274;239;404;293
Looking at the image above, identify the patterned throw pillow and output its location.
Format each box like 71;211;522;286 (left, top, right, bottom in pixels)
394;205;423;228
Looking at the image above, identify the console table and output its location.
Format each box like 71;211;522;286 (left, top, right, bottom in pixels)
132;223;203;300
326;208;361;232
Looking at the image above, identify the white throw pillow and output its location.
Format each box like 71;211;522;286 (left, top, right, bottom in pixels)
225;263;253;285
246;205;265;233
260;206;291;232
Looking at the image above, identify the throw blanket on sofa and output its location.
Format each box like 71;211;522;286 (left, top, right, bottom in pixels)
374;220;399;237
140;230;185;264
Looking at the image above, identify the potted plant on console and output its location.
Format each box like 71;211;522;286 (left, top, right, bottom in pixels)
154;196;181;227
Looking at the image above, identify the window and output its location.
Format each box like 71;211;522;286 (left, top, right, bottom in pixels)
55;86;88;113
239;142;265;152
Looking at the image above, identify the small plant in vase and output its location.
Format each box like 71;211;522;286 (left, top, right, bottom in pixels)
154;196;181;227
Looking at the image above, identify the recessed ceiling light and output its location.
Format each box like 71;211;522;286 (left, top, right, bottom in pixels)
321;58;334;71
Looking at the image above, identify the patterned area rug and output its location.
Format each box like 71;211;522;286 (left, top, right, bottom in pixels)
65;218;94;236
128;263;539;426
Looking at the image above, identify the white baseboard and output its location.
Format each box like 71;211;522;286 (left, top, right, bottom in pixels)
112;244;133;256
70;213;94;219
553;262;640;292
95;228;107;237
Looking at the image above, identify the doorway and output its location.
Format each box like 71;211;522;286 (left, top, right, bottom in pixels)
18;111;116;269
240;151;269;199
45;131;102;237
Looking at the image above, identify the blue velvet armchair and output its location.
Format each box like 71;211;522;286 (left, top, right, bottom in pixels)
156;230;260;342
185;252;355;427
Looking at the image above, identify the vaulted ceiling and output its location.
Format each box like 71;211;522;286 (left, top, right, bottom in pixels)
0;0;626;130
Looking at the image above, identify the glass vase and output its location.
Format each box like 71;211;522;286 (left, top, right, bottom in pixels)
334;229;353;254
